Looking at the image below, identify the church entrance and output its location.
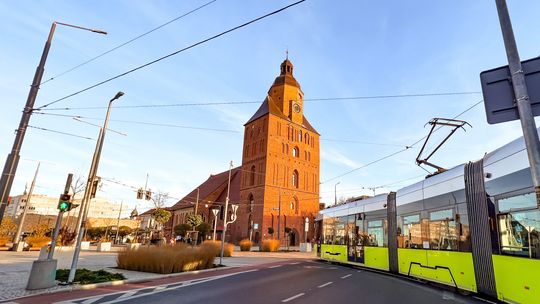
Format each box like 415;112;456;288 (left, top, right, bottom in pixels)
289;229;298;246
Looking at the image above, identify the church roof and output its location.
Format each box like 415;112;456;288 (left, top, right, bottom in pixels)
244;95;319;135
170;166;242;211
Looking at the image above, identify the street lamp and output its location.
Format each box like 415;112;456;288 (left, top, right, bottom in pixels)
219;161;238;265
212;208;219;241
0;21;106;225
68;91;124;283
334;181;341;205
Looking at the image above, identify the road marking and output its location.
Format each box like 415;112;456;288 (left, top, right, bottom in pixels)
281;293;305;302
356;270;363;273
60;269;259;304
341;274;352;279
116;291;137;300
289;262;300;265
269;265;283;268
318;281;333;288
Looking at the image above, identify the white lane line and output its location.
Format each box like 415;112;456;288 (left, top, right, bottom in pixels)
341;274;352;279
281;293;305;303
318;281;333;288
116;291;137;300
356;270;363;273
269;265;283;268
289;262;300;265
80;298;100;304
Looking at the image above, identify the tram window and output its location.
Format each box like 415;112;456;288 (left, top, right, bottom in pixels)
428;208;458;251
335;216;347;245
456;203;472;252
355;214;367;245
367;220;385;247
323;217;336;245
498;192;536;212
401;214;422;249
498;209;540;259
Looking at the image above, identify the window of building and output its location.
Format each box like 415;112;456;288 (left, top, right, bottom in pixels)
250;165;256;186
428;208;457;251
292;170;299;188
299;130;302;142
293;147;299;158
248;193;254;213
294;196;299;214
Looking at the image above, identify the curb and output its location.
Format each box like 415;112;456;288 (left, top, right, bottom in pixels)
3;265;239;303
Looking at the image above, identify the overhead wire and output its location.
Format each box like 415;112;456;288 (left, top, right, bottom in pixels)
34;0;307;110
27;125;95;140
320;99;484;184
35;91;482;112
39;0;218;85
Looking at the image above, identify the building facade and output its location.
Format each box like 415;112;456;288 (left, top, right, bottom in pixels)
229;59;320;246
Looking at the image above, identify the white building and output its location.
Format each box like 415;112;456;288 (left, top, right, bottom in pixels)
7;194;126;219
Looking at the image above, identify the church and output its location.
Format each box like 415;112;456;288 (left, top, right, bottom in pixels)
166;58;320;246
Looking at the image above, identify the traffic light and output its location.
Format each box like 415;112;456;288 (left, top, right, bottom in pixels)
145;189;152;200
137;188;144;200
90;177;101;199
58;194;72;212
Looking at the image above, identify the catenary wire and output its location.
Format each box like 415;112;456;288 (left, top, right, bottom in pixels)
34;0;307;110
39;0;218;86
35;91;482;112
320;99;484;184
27;125;95;140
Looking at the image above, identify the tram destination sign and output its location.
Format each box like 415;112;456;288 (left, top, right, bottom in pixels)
480;56;540;124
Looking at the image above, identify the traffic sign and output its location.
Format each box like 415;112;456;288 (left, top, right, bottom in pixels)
480;56;540;124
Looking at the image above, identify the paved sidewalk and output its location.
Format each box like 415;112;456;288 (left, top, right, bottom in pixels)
0;248;315;302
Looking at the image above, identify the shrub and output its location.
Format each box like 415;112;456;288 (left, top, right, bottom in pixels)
202;240;234;257
0;236;11;247
0;217;16;237
261;239;280;252
174;223;191;237
117;243;218;274
25;235;50;248
56;268;124;284
239;239;252;251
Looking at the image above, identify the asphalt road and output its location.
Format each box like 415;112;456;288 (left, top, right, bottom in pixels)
65;260;484;304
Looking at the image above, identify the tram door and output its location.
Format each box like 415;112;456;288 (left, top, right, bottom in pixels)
348;213;365;263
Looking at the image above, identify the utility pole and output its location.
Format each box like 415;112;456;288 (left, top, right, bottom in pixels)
220;161;234;265
13;162;40;251
115;201;123;244
334;181;340;205
0;22;106;225
278;188;281;240
48;173;72;260
495;0;540;209
68;91;124;284
195;188;199;215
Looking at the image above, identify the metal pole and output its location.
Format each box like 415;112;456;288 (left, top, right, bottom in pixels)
278;189;281;240
47;173;72;260
68;92;123;283
195;188;199;215
495;0;540;209
334;181;340;205
115;201;123;244
13;163;40;250
212;209;219;241
0;22;106;225
0;23;56;225
219;161;233;265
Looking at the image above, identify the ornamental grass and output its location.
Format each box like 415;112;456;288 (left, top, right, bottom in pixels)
25;236;51;248
117;243;219;274
261;239;280;252
239;239;252;251
202;240;234;257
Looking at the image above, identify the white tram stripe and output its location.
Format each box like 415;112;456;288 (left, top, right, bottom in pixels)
282;293;305;302
269;265;283;268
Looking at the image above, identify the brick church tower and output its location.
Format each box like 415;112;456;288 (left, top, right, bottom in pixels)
230;58;320;246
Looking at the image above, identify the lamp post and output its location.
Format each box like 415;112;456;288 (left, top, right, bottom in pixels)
68;91;124;284
212;208;219;241
219;161;238;265
0;21;106;225
334;181;340;205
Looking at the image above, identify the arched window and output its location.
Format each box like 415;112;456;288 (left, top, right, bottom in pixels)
299;130;303;142
294;196;299;214
293;146;299;158
248;193;254;213
250;165;256;186
305;133;309;144
286;144;289;154
292;170;299;188
308;151;311;161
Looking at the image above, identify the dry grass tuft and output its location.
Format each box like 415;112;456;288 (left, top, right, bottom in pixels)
0;236;10;247
261;239;280;252
239;239;252;251
117;243;218;274
202;240;234;257
25;236;50;248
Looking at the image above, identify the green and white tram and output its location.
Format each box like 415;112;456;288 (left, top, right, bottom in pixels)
314;133;540;304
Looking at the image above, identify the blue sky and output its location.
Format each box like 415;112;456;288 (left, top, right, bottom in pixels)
1;0;539;215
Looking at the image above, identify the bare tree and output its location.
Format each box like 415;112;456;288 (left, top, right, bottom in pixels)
152;191;170;209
